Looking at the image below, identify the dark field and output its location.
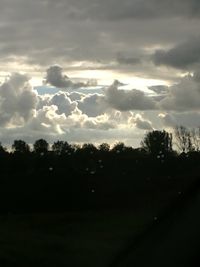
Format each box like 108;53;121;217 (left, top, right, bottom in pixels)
0;209;155;267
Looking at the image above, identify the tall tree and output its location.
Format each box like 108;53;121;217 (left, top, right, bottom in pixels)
174;126;193;153
141;130;173;156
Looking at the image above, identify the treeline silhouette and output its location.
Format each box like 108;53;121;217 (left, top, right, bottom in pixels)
1;127;200;213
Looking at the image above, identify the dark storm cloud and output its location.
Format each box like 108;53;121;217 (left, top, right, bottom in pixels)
33;0;200;21
116;54;141;65
153;37;200;69
0;0;200;73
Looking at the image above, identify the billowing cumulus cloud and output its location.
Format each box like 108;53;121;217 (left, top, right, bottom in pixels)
50;93;77;116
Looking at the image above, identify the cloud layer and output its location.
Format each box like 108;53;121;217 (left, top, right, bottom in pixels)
0;0;200;83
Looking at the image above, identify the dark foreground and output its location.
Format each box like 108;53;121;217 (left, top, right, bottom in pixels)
1;177;200;267
1;149;200;266
0;209;154;267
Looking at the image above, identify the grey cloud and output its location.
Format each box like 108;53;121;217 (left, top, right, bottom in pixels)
82;116;116;130
153;37;200;69
44;65;74;88
116;53;141;65
0;0;199;71
68;92;85;101
78;93;107;117
44;65;97;89
159;75;200;111
43;0;200;21
104;80;156;111
134;115;153;130
128;113;153;130
0;73;37;126
160;112;200;128
148;85;169;95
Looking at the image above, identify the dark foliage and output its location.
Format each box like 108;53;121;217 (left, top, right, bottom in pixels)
0;130;199;214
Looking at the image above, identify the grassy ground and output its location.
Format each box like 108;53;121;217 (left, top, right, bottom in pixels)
0;209;157;267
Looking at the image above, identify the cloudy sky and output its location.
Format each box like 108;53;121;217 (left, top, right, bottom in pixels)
1;0;200;147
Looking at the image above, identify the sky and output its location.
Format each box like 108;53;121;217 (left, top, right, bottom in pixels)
1;0;200;147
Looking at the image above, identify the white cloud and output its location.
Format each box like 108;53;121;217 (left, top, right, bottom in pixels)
50;92;77;115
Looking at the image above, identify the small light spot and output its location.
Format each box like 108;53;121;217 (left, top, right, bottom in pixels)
91;189;95;193
157;155;160;159
178;191;182;195
49;167;53;171
90;171;96;175
40;152;44;156
154;217;158;221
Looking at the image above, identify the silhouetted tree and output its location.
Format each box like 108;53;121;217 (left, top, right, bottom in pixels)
189;127;200;151
12;140;30;153
174;126;193;153
33;139;49;154
81;143;97;155
98;143;110;152
52;141;72;155
0;142;6;154
112;142;127;154
141;130;173;156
